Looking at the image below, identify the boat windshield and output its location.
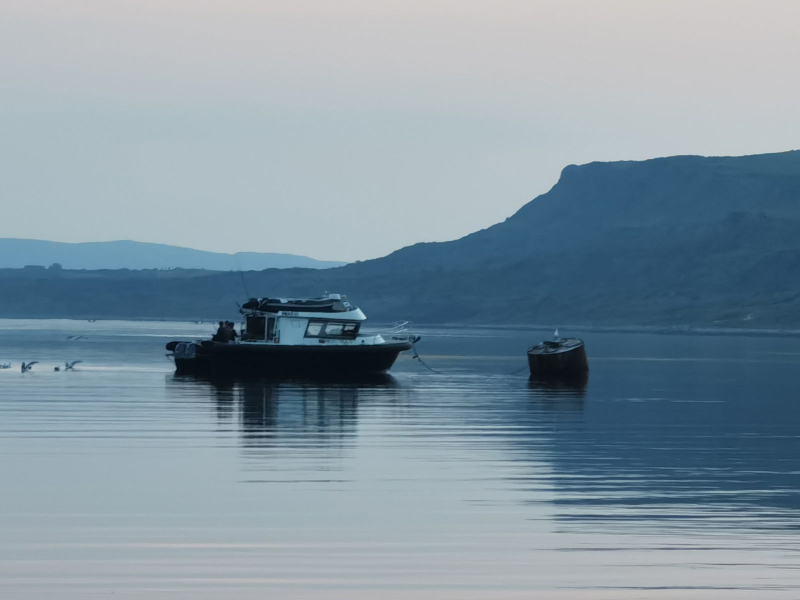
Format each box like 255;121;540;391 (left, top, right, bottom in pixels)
305;321;360;339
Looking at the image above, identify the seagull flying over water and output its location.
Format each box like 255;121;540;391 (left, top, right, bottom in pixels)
64;361;83;371
0;363;11;370
67;335;88;341
21;361;38;373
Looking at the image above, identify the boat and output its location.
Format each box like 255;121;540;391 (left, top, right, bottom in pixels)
527;335;588;380
166;293;420;377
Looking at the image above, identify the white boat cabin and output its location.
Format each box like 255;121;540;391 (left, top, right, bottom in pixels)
240;294;393;347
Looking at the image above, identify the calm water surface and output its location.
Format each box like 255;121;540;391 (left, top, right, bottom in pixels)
1;319;799;599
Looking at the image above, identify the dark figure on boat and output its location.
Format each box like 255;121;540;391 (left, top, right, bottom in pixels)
212;321;239;343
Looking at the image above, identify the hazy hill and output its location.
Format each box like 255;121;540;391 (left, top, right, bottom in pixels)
0;239;345;271
2;150;800;328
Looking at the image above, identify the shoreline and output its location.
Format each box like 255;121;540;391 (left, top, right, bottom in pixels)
1;316;799;339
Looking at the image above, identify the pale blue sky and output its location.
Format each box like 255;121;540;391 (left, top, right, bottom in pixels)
1;0;798;261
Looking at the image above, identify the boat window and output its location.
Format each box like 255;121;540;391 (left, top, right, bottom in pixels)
305;321;360;338
324;323;344;336
246;315;266;339
326;322;360;338
266;317;276;341
306;322;324;337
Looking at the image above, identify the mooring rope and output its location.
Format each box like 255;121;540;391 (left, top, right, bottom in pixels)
411;345;442;374
506;364;530;376
411;345;529;377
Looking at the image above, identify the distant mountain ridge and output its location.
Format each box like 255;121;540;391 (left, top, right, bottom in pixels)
2;150;800;328
0;239;345;271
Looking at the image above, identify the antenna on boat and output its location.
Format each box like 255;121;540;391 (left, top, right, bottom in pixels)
232;253;251;299
239;272;250;298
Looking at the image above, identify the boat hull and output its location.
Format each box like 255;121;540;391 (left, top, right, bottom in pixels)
172;341;412;377
527;340;588;380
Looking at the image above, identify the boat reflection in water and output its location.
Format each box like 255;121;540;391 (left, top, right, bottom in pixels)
528;372;588;393
527;374;588;414
170;373;399;451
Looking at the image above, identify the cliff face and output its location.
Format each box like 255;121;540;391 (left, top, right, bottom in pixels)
325;150;800;326
353;151;800;272
2;151;800;327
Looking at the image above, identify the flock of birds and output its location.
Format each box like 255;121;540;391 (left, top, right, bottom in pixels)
1;327;93;373
8;361;84;373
